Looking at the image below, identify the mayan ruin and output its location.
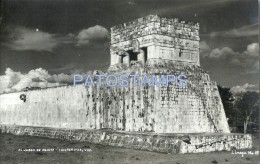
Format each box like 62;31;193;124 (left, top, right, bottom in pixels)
0;15;253;154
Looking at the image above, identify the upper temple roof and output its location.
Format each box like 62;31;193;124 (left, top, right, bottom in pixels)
111;15;199;31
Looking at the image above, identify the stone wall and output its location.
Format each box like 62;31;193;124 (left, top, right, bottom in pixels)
108;61;230;133
0;125;252;154
0;61;230;133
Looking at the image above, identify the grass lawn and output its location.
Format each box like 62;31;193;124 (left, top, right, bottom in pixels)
0;133;259;164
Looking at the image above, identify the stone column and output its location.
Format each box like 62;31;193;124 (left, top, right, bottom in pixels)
110;53;118;65
123;53;130;66
138;49;145;65
197;52;200;65
117;55;121;64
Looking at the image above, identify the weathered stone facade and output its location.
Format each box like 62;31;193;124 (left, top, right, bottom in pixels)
110;15;200;67
108;15;229;133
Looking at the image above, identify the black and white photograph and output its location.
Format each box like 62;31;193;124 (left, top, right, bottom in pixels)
0;0;259;163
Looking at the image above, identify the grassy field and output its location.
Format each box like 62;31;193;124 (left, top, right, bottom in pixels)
0;133;259;164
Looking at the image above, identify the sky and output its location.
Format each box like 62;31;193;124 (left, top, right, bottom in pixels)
0;0;258;94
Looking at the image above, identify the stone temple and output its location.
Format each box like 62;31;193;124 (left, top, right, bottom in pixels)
0;15;252;154
108;15;228;133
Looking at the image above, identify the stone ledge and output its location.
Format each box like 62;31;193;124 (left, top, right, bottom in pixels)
0;124;252;154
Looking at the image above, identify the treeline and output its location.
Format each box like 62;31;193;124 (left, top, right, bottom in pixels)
218;85;259;134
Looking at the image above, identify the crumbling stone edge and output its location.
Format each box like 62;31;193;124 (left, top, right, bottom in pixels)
0;124;252;154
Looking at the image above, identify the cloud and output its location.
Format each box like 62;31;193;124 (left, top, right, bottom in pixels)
230;83;258;94
5;27;58;51
49;63;79;73
76;25;109;46
209;47;239;59
155;0;241;16
128;1;136;5
209;23;258;37
200;41;239;59
0;68;104;94
46;73;72;84
0;68;74;94
199;41;211;54
244;42;259;57
3;25;110;51
201;42;259;73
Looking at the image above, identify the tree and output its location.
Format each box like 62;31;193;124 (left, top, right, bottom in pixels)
217;85;235;126
234;92;259;133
